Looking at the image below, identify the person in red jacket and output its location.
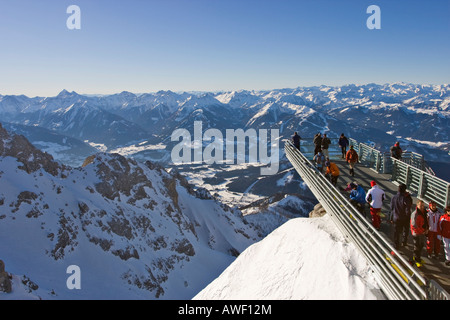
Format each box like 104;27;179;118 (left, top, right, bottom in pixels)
439;206;450;266
410;200;429;266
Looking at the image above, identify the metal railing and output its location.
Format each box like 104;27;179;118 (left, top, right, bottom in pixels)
401;151;435;176
285;140;449;300
349;138;449;209
392;158;450;209
295;137;344;160
349;138;391;174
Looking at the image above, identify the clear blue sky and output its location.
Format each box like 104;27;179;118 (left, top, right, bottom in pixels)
0;0;449;97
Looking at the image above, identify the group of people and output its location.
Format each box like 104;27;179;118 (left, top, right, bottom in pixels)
290;131;358;186
346;180;450;267
291;131;342;186
391;184;450;266
346;180;385;230
312;146;340;187
312;132;358;177
292;132;406;179
313;132;332;158
290;131;450;268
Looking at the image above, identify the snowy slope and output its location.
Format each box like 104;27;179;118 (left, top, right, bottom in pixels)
0;124;261;300
194;215;385;300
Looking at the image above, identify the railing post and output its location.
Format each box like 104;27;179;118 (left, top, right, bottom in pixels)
446;184;450;208
405;165;411;188
376;152;381;172
418;171;425;200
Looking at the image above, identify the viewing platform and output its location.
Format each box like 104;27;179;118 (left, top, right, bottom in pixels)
285;138;450;300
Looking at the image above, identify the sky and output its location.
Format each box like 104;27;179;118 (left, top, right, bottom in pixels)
0;0;449;97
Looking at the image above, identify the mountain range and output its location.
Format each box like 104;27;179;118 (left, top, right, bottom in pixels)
1;82;448;211
0;119;317;299
0;83;448;168
0;82;449;299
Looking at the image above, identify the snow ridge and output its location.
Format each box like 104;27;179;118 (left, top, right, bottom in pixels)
0;124;260;299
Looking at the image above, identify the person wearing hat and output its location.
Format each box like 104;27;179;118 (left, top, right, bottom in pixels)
438;206;450;266
390;141;403;160
426;200;442;259
325;159;340;187
365;180;385;230
345;145;359;177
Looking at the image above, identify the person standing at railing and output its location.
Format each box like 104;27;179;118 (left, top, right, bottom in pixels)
321;133;331;159
338;133;349;159
291;132;301;150
313;150;326;173
390;142;403;160
426;200;442;259
313;133;322;156
410;200;429;267
346;145;359;177
438;206;450;266
390;183;413;249
365;180;385;230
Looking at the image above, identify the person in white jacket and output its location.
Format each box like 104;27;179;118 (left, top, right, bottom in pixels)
365;180;385;230
426;200;442;259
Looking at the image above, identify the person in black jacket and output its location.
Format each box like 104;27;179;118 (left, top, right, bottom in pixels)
390;183;413;249
313;133;322;155
338;133;349;159
321;133;331;158
292;132;301;150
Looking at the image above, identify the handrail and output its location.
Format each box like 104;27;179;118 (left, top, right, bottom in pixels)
285;140;448;300
349;138;390;173
293;137;344;160
349;138;449;209
392;158;450;209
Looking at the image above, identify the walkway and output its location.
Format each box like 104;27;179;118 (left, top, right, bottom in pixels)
330;158;450;293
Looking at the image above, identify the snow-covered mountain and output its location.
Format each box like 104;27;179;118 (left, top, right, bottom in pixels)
0;122;385;300
0;83;448;300
1;83;448;168
0;124;264;299
1;83;448;212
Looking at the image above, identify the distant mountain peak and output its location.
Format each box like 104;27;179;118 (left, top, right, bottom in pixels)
57;89;79;98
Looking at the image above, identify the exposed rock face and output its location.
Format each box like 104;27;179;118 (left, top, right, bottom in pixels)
0;123;64;176
0;124;260;299
0;260;12;293
309;203;327;218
